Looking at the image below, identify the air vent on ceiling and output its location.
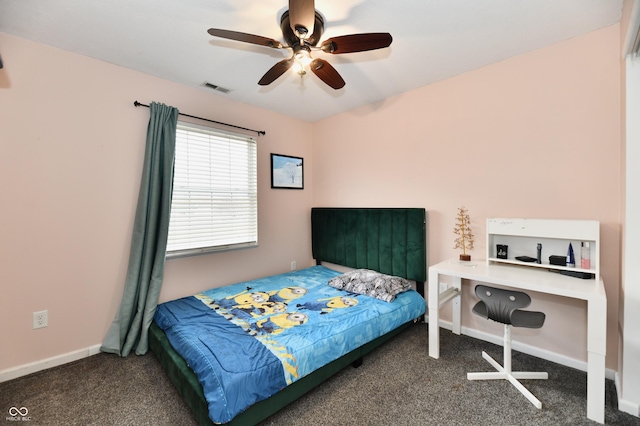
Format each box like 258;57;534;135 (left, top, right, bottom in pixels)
204;82;230;94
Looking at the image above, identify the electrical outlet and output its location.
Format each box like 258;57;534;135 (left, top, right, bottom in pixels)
33;310;48;329
291;261;297;271
439;282;448;293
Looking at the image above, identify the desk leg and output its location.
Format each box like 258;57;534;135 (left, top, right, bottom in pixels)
586;288;606;424
587;351;605;424
428;270;440;358
451;276;462;335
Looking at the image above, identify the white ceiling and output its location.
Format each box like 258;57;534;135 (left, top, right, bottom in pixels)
0;0;623;122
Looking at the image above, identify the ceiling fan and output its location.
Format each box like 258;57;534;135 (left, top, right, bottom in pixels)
207;0;392;90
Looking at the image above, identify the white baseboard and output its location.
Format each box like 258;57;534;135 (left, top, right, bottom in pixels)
432;318;616;380
615;372;640;417
0;344;102;383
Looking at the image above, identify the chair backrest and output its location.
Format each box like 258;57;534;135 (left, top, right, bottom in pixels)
473;285;545;329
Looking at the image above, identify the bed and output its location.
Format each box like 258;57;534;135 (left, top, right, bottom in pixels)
149;207;427;425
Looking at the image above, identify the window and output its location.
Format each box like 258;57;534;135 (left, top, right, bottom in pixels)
166;122;257;258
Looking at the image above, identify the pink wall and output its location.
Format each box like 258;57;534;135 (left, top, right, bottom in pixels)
0;34;315;371
0;22;622;374
312;25;621;368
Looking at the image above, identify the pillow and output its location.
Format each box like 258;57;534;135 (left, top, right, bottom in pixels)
328;269;412;302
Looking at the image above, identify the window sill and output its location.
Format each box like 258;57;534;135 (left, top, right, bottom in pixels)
166;242;258;260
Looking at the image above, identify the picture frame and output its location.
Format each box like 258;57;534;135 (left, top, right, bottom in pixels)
271;153;304;189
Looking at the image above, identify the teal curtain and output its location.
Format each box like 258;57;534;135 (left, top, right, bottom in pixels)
101;102;179;356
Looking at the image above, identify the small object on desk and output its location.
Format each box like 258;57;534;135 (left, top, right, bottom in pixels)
581;242;591;269
549;255;567;266
496;244;508;259
515;256;538;263
553;269;595;279
566;242;576;268
453;206;474;262
536;243;542;264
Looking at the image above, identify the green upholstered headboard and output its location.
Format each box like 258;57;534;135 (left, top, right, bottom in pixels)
311;208;427;284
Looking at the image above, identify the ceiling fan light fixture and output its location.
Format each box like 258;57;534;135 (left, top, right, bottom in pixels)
293;49;312;75
294;49;311;63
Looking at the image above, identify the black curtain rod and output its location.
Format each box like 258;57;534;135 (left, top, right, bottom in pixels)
133;101;266;136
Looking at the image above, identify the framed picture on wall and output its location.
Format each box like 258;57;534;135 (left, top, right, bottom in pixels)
271;153;304;189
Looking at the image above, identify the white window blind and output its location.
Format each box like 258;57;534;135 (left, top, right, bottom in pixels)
167;122;257;257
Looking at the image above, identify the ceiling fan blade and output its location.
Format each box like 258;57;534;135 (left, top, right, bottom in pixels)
309;58;345;90
320;33;392;54
208;28;283;49
258;57;296;86
289;0;315;38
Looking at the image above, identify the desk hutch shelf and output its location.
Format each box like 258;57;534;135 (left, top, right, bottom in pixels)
486;218;600;280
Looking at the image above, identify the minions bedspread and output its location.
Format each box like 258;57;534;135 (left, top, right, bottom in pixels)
153;265;426;424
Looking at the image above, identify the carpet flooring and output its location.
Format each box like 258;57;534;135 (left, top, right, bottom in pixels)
1;323;638;425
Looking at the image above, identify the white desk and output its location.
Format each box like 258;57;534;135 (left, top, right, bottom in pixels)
428;259;607;424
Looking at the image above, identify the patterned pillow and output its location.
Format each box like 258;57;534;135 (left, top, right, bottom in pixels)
328;269;412;302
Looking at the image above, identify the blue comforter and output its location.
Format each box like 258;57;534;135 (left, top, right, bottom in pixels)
153;265;426;424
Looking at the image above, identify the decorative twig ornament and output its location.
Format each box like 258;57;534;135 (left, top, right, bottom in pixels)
453;206;474;261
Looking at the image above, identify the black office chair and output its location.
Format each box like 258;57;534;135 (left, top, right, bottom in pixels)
467;285;548;409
